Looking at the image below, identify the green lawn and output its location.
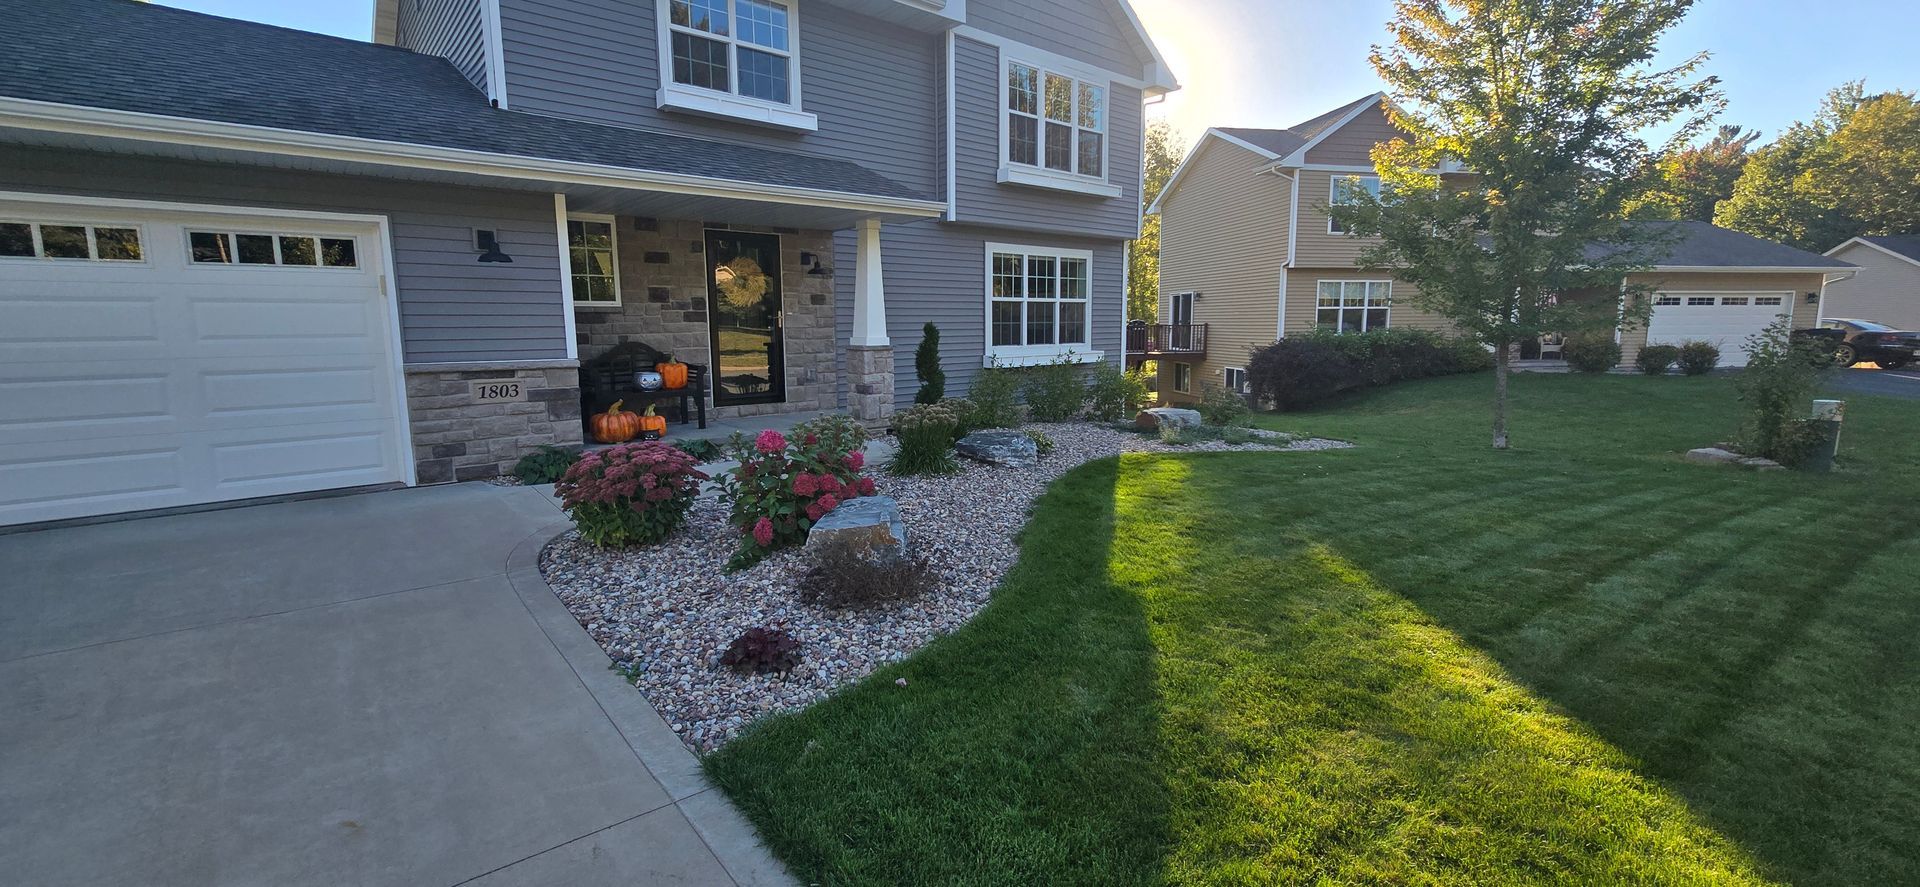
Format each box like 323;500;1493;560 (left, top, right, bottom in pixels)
705;373;1920;885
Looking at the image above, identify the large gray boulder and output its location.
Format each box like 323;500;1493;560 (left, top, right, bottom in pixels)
806;496;908;562
1134;407;1204;431
955;430;1039;468
1684;447;1740;464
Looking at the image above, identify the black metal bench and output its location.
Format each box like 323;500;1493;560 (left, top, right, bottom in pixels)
579;342;708;432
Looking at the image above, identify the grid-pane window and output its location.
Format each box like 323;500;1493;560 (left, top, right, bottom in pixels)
989;247;1092;353
1315;280;1391;332
1329;175;1383;234
1007;62;1106;179
568;218;620;305
0;222;143;262
187;230;355;268
667;0;796;106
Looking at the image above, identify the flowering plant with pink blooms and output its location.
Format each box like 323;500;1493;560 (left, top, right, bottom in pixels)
716;414;874;567
555;442;708;547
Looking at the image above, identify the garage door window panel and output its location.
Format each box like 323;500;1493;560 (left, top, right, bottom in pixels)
0;221;144;261
190;230;359;269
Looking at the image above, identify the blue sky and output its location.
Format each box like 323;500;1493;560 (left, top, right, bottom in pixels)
158;0;1918;149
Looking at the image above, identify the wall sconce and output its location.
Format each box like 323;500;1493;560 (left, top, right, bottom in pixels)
474;229;514;263
801;251;833;277
1805;292;1819;304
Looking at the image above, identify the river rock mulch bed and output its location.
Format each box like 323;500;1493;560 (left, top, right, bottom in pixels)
540;422;1352;752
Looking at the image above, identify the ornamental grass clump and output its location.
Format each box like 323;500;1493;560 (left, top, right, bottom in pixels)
554;442;708;547
889;402;962;476
718;426;876;567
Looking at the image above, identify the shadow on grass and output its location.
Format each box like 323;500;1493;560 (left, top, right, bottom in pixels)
703;458;1174;885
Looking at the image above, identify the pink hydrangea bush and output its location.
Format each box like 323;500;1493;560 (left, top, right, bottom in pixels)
716;414;875;567
554;442;708;547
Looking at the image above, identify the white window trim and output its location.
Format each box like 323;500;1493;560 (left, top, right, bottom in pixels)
1327;174;1381;235
0;218;148;264
567;212;622;308
1224;366;1248;395
1314;279;1393;333
998;56;1118;198
982;241;1105;367
1172;362;1192;393
654;0;819;132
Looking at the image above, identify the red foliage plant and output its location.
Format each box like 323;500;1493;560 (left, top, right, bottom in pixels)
554;442;708;547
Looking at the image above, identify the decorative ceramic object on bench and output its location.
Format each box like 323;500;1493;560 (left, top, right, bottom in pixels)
635;370;664;391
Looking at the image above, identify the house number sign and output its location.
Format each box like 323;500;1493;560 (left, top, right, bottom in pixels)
470;380;526;403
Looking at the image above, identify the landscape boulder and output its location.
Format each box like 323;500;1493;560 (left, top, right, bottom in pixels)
1684;447;1740;464
806;495;909;562
1134;407;1204;431
955;430;1039;468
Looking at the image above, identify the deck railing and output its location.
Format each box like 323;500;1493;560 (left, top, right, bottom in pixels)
1125;322;1208;357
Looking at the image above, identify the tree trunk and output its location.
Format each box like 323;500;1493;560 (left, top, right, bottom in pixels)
1492;342;1511;450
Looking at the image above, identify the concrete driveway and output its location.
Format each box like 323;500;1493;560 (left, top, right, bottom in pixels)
1828;366;1920;400
0;483;788;887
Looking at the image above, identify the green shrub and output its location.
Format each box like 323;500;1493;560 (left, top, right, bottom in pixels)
1563;335;1621;373
717;428;876;567
1250;330;1489;411
889;402;962;476
1196;383;1251;426
512;445;579;485
965;367;1022;429
555;443;707;547
1636;344;1681;376
1086;362;1149;422
1247;339;1360;410
792;413;869;457
1734;317;1834;466
913;322;944;405
1678;340;1721;376
1021;358;1087;422
1024;428;1055;456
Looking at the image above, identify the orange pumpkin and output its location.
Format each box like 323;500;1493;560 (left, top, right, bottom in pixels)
590;400;643;444
636;403;669;438
655;356;689;390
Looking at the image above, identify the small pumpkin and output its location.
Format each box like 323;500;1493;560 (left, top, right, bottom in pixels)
655;355;689;390
590;400;643;444
636;403;668;438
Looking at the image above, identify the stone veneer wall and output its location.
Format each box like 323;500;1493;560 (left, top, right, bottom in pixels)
572;217;840;419
403;362;583;483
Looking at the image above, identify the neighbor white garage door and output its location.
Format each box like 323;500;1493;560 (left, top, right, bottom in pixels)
0;196;409;527
1645;291;1793;367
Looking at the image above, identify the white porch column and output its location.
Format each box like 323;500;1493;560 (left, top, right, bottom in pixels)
845;217;895;427
850;217;890;347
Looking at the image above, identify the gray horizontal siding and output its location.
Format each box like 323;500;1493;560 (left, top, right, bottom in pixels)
834;219;1126;407
966;0;1147;78
951;36;1141;240
496;0;940;196
394;0;490;95
0;146;567;364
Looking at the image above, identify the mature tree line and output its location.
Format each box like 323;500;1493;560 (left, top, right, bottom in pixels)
1635;82;1920;253
1128;120;1185;324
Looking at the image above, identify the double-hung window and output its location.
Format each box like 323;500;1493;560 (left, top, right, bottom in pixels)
987;243;1094;364
1316;281;1391;332
1224;367;1248;395
659;0;815;129
1003;61;1115;196
568;216;620;306
1328;175;1382;234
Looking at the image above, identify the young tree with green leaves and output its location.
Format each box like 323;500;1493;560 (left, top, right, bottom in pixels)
1129;121;1185;323
1331;0;1720;449
913;322;944;404
1717;83;1920;251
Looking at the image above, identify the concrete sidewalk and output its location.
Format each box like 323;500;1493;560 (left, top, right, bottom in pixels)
0;482;789;887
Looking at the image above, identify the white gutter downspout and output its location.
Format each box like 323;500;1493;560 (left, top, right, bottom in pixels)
1269;166;1299;340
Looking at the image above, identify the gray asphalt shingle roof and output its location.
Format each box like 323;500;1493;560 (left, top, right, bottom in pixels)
1856;235;1920;262
1214;94;1383;160
0;0;931;202
1595;221;1852;269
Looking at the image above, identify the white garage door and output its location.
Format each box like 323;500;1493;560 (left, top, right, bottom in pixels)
1645;291;1793;367
0;196;409;527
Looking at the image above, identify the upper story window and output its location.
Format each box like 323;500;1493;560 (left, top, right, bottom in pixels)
1328;175;1382;234
1316;280;1390;332
998;61;1120;199
657;0;817;131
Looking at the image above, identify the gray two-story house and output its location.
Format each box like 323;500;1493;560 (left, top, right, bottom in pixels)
0;0;1174;527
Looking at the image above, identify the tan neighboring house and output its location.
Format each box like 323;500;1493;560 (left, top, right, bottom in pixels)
1821;236;1920;329
1138;94;1856;402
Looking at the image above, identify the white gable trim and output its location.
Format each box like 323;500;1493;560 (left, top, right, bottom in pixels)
1826;237;1920;271
1276;92;1388;167
1146;129;1278;214
1112;0;1180;93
